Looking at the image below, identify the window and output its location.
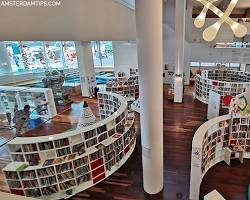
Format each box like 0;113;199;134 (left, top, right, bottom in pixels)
190;62;200;67
201;62;216;67
5;41;25;72
229;63;240;68
44;41;63;69
91;41;114;67
62;41;78;68
2;41;114;75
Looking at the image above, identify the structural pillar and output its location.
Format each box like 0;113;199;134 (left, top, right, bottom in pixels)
136;0;163;194
0;42;12;73
75;41;96;97
174;0;186;103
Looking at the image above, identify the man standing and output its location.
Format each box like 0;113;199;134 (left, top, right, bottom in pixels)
13;105;31;135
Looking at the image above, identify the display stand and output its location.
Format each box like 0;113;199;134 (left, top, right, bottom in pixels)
204;190;226;200
76;102;96;128
42;70;72;106
195;70;250;108
3;92;136;200
190;91;250;200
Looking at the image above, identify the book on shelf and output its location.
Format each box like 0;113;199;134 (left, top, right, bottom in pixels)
23;180;39;188
97;124;107;135
113;133;122;139
5;171;19;180
84;129;96;140
26;153;40;166
67;154;76;160
72;143;85;155
73;156;89;168
104;144;114;155
8;180;22;189
76;173;91;185
39;141;54;150
25;189;41;197
41;185;58;196
57;147;71;157
57;171;74;182
37;167;55;177
22;144;37;152
98;133;107;142
20;171;36;179
95;143;105;150
104;151;115;162
90;149;103;161
53;156;66;164
108;129;115;137
40;176;57;186
86;138;97;148
12;154;25;162
56;162;72;173
43;159;54;167
76;165;90;177
59;180;76;191
55;138;69;148
105;158;116;171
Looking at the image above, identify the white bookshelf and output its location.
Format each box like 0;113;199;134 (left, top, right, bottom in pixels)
195;70;250;108
189;113;250;200
0;86;57;118
105;75;139;101
3;92;136;200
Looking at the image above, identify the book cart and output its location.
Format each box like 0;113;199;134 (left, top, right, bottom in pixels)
195;70;250;108
3;92;136;200
189;91;250;200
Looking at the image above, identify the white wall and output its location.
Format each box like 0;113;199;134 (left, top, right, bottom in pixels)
0;0;136;41
190;43;250;64
113;41;138;76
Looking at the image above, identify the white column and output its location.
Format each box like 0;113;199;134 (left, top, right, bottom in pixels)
174;0;186;103
75;41;96;97
0;42;12;73
136;0;163;194
240;63;246;72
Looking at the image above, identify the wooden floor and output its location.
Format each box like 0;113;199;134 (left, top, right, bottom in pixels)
0;86;249;199
23;97;100;137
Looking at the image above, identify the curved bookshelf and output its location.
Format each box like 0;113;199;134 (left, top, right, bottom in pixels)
105;75;139;101
195;70;250;108
189;114;250;200
3;92;136;200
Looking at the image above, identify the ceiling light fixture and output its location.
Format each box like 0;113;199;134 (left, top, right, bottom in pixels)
194;0;247;42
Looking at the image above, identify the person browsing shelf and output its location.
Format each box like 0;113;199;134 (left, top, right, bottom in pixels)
13;105;31;135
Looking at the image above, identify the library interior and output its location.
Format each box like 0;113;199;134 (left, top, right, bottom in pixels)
0;0;250;200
